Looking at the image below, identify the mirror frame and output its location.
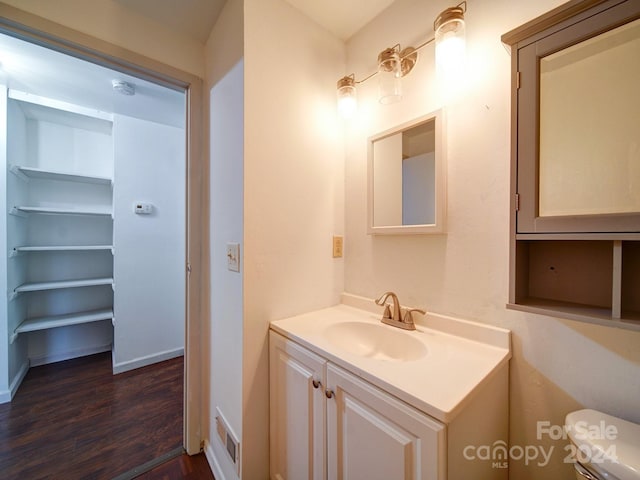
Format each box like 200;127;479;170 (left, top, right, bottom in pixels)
367;109;446;235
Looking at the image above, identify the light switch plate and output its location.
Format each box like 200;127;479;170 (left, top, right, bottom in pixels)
227;243;240;272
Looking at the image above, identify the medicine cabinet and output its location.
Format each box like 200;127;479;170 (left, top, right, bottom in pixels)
503;0;640;330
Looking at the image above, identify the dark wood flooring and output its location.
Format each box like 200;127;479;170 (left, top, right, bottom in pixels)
136;452;213;480
0;352;212;480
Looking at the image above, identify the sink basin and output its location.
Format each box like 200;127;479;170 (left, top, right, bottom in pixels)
323;321;427;361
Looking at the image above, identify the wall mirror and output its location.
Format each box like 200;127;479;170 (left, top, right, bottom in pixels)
367;110;446;235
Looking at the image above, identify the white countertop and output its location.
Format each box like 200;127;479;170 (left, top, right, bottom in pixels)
270;299;511;423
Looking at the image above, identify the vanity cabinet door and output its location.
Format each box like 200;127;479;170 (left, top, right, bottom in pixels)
269;331;326;480
326;364;446;480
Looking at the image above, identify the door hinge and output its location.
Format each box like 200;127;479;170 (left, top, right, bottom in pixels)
516;71;521;89
187;263;192;276
515;193;520;211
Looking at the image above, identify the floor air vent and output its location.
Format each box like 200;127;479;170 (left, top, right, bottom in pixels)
215;408;239;473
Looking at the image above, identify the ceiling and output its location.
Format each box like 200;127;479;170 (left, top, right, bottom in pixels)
0;32;185;127
282;0;397;40
114;0;226;44
116;0;396;43
0;0;396;127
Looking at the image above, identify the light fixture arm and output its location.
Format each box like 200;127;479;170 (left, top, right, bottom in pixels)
336;1;466;116
346;35;436;88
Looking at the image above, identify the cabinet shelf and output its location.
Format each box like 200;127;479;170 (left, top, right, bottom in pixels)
512;239;640;331
10;165;112;185
11;206;112;217
507;300;640;331
14;277;114;294
516;233;640;241
10;308;114;344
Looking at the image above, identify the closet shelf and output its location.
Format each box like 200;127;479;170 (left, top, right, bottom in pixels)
11;206;113;217
14;277;114;294
8;89;113;129
13;245;113;253
10;165;112;185
10;308;114;344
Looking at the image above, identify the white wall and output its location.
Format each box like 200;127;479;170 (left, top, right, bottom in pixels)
403;152;434;225
207;58;244;480
205;0;345;476
112;114;185;373
344;0;640;479
4;94;28;396
204;1;244;477
372;133;403;226
0;84;10;400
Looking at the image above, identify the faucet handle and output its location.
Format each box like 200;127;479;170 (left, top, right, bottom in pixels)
403;308;426;325
375;292;396;320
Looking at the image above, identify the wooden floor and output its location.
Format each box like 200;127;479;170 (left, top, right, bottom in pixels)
0;352;212;479
136;452;214;480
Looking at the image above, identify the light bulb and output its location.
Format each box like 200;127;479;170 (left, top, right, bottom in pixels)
378;48;402;104
337;75;357;119
434;6;466;80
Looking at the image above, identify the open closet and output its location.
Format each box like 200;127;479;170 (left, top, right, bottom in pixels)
0;31;186;402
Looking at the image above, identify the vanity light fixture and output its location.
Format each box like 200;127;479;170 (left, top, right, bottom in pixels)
336;1;466;118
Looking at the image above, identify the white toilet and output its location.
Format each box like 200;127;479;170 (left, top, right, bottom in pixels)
565;409;640;480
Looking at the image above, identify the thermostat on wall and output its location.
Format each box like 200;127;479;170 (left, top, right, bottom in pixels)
133;202;153;214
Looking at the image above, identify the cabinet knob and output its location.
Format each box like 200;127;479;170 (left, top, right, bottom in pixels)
312;379;321;389
325;389;334;399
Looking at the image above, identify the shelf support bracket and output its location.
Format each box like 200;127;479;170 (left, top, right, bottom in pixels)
9;165;30;182
9;206;28;218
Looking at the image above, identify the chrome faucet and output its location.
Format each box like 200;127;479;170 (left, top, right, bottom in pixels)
374;292;425;331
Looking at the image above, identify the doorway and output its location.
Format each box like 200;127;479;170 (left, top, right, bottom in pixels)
0;9;203;458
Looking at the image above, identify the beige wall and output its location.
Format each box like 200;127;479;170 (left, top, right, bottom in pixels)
205;2;346;476
242;0;345;476
344;0;640;479
0;0;204;77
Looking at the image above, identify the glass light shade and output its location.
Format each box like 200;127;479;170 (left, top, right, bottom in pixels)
378;48;402;104
337;76;357;118
435;9;466;79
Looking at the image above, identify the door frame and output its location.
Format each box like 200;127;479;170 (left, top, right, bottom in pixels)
0;4;205;455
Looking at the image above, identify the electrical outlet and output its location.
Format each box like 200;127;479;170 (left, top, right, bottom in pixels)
227;243;240;272
333;236;343;258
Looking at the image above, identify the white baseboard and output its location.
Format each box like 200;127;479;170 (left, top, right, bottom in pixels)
204;440;226;480
0;360;30;404
112;347;184;374
29;343;112;367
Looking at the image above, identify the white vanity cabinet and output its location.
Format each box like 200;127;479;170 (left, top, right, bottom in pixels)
270;331;445;480
269;302;511;480
270;330;326;480
326;362;445;479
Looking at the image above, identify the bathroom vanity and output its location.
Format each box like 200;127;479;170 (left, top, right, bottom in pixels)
269;296;511;479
